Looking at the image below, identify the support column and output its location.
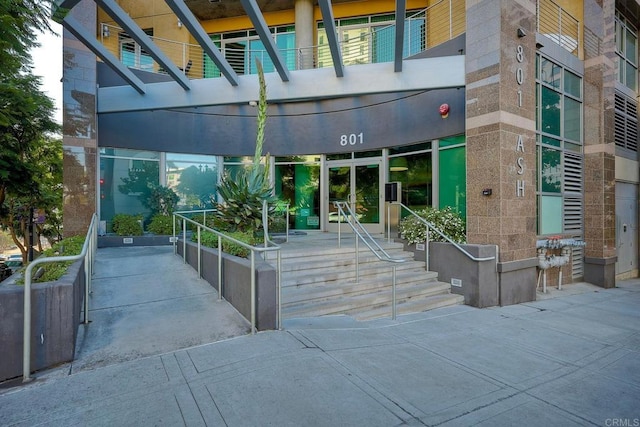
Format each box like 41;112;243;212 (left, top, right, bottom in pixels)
582;1;617;288
62;0;97;237
295;0;315;69
465;0;538;305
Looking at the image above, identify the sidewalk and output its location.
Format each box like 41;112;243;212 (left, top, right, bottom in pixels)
0;247;638;425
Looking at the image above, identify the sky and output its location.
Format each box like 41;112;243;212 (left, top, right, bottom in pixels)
32;23;63;124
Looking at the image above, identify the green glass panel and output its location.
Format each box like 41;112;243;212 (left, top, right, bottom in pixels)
626;61;637;91
438;146;466;219
626;28;637;63
354;150;382;158
341;17;369;26
565;142;582;152
539;195;562;234
371;14;395;23
439;134;465;148
326;153;351;161
541;147;561;193
389;141;431;155
541;135;561;147
540;57;561;89
275;163;320;230
390;152;432;210
564;70;581;98
355;164;380;223
541;86;561;137
563;97;581;141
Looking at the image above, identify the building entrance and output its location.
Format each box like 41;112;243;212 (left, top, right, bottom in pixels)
325;158;384;233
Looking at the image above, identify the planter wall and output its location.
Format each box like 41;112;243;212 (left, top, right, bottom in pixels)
98;234;175;248
177;240;276;330
400;239;500;308
0;260;84;382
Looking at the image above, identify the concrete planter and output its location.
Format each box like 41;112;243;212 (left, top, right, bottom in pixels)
98;234;175;248
0;259;84;382
176;240;276;330
397;238;500;308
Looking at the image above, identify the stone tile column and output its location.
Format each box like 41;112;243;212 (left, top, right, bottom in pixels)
465;0;538;305
62;0;97;237
582;1;617;287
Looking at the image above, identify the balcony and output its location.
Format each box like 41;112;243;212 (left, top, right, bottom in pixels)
537;0;581;57
97;0;464;80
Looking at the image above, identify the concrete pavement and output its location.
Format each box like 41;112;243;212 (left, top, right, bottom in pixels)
0;245;639;426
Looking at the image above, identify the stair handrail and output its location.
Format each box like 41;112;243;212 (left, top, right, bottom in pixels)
172;209;282;332
397;203;496;270
334;201;405;320
334;201;406;264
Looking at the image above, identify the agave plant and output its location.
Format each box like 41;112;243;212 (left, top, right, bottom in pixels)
216;59;276;233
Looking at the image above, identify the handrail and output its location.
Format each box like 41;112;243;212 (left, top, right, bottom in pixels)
398;203;496;268
334;201;405;320
172;210;282;332
23;213;98;383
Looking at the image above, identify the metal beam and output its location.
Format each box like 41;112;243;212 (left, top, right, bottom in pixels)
240;0;290;82
394;0;406;72
52;0;82;23
62;16;146;94
317;0;343;78
164;0;239;86
96;0;191;90
97;56;466;113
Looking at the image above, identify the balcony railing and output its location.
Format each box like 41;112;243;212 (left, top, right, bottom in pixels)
98;0;464;79
537;0;580;57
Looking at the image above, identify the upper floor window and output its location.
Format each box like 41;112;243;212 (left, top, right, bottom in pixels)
120;29;154;72
616;11;638;92
205;26;295;77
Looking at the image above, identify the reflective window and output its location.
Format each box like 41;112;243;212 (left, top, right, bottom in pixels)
166;153;218;210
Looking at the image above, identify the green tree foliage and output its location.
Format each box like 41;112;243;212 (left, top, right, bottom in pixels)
0;1;61;259
0;0;54;81
0;135;63;259
216;59;276;233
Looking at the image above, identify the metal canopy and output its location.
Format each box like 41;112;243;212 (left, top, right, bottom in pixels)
96;0;192;91
62;16;146;94
55;0;420;99
318;0;344;78
240;0;290;82
164;0;239;86
394;0;406;72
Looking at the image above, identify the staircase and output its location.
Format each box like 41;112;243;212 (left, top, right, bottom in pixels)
267;232;464;321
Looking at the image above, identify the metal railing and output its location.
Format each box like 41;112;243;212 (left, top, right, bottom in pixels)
537;0;580;56
396;203;496;271
334;201;406;320
22;213;98;383
172;208;282;332
98;0;463;78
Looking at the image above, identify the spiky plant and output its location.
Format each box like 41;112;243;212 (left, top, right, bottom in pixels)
216;59;276;233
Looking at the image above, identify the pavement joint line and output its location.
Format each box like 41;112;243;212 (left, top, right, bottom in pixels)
428;389;523;426
520;389;601;426
88;291;218;312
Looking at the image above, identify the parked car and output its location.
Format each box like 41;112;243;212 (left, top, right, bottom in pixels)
6;254;23;262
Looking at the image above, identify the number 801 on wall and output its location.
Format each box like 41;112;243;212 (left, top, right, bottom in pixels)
340;133;364;146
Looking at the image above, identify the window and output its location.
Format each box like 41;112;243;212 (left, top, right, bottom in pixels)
204;26;295;78
119;29;154;71
535;54;583;238
615;12;638;92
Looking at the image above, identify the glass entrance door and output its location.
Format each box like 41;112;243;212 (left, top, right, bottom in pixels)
326;159;383;233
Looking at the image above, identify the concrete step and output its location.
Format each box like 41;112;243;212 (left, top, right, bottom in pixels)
281;260;431;287
352;293;466;321
283;280;452;319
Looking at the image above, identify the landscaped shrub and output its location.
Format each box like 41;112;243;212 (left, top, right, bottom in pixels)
147;214;173;235
33;235;86;283
112;214;143;236
193;230;263;258
399;206;466;244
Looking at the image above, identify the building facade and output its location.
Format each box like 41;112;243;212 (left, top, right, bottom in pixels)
57;0;639;301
